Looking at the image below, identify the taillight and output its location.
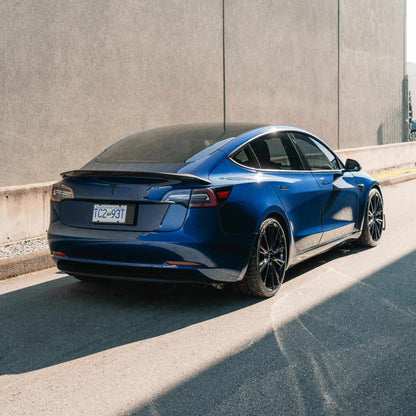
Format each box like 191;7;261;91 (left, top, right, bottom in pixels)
51;184;74;202
162;189;191;206
189;189;217;207
162;187;232;208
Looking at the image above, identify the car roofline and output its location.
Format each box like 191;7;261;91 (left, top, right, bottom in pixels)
220;125;325;155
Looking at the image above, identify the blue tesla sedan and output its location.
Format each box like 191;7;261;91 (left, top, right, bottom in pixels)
48;123;384;297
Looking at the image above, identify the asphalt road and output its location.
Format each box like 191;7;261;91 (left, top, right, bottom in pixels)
1;180;416;416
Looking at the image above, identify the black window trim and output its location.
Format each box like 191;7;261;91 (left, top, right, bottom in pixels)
229;143;261;170
227;130;337;174
247;144;261;169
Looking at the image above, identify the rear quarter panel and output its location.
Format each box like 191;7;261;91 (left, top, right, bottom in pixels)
209;158;291;239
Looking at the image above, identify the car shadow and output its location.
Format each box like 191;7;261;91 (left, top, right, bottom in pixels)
0;243;369;376
285;242;370;282
0;274;260;375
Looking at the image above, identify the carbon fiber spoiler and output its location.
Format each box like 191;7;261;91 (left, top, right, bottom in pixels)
61;170;211;185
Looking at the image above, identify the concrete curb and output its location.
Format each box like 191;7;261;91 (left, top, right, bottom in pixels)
376;171;416;186
0;173;415;281
0;250;54;280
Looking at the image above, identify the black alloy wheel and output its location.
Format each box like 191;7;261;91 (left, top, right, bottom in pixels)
236;218;288;298
358;188;384;247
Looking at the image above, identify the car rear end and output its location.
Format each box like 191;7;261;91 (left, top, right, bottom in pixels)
48;172;251;284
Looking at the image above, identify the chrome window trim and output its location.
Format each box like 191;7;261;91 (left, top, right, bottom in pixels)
229;158;344;175
229;159;259;172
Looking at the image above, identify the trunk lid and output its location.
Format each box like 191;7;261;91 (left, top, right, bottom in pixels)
58;173;207;232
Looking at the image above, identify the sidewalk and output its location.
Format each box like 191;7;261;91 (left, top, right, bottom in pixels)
1;168;415;281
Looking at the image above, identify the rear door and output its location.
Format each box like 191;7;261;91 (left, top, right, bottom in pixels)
291;133;360;244
248;132;323;252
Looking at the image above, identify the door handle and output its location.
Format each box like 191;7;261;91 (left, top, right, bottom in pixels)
278;185;289;190
321;181;330;186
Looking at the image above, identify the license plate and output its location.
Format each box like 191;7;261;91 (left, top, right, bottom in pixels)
92;204;128;223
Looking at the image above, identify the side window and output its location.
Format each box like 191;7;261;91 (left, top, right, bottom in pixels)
292;133;339;170
232;146;259;168
250;133;303;170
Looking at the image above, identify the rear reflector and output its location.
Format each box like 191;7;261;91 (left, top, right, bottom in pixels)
166;261;203;266
216;190;231;200
52;251;67;257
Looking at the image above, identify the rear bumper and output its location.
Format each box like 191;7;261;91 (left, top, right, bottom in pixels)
48;221;254;283
53;256;241;283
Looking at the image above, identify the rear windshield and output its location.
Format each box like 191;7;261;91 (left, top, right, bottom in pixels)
96;124;251;164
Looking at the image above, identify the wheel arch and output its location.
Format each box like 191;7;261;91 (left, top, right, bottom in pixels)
264;212;290;245
236;212;290;297
359;183;383;229
256;208;294;262
372;183;383;197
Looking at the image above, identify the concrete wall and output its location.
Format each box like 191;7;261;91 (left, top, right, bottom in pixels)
225;0;405;150
339;0;405;148
0;0;223;187
3;141;414;245
0;0;406;187
408;62;416;106
225;0;339;148
337;141;416;173
0;182;53;244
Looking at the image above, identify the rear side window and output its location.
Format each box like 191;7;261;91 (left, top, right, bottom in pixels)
292;133;339;170
250;133;303;170
232;147;259;168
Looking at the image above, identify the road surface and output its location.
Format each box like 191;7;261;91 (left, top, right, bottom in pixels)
1;180;416;415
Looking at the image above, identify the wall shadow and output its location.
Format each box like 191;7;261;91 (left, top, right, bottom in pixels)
129;250;416;415
377;123;383;145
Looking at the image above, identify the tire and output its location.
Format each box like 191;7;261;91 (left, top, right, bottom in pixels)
358;188;384;247
235;218;288;298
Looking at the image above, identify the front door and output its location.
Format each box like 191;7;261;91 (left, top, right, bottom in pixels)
291;133;360;244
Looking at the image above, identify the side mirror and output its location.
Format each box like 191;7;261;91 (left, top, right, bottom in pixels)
345;158;361;172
